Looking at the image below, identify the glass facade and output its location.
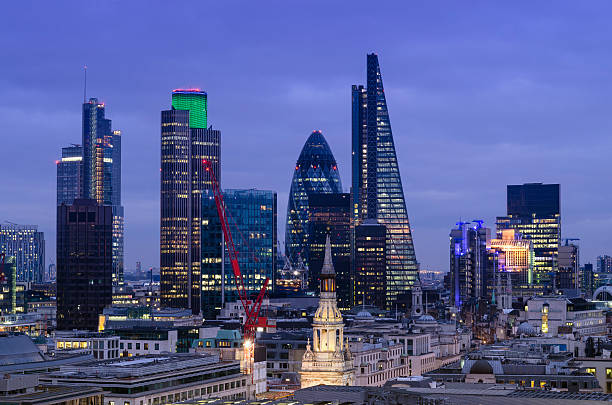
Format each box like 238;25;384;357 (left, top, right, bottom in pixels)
449;221;490;307
354;219;386;309
497;183;560;287
56;145;82;205
0;256;16;314
352;53;419;309
308;193;351;310
285;131;342;269
0;224;45;283
80;98;124;286
161;89;220;314
201;189;277;317
56;199;113;331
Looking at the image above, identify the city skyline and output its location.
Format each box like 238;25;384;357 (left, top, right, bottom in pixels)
3;2;612;272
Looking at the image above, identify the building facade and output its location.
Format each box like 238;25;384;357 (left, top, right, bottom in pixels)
558;242;580;290
449;221;490;307
352;53;419;309
80;98;124;287
285;131;343;270
56;199;113;331
307;193;351;309
56;145;83;206
160;89;221;314
300;237;355;388
497;183;560;287
201;189;276;317
596;255;612;274
489;228;533;295
0;224;45;283
353;219;386;309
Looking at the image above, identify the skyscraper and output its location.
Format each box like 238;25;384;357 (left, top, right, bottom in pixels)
596;255;612;274
0;224;45;283
497;183;560;287
449;221;490;307
56;145;82;205
308;193;351;309
81;98;124;287
57;199;113;331
489;228;533;295
285;131;342;270
160;89;221;314
201;189;277;317
354;219;386;309
352;53;419;309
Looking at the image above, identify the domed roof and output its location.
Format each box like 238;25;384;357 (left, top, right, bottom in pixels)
418;314;436;323
470;359;493;374
356;310;373;319
517;321;536;336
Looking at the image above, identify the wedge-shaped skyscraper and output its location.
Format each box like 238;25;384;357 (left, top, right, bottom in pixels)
352;53;419;309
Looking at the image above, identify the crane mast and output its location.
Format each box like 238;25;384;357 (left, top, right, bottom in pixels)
202;159;270;343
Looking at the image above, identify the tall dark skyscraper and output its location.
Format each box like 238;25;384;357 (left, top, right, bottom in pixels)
285;131;342;270
56;145;82;205
308;193;351;309
352;53;419;309
354;219;386;309
497;183;560;287
81;98;124;287
57;199;113;331
201;189;277;317
160;89;220;314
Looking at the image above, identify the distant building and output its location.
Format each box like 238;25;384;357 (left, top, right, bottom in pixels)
354;220;386;309
0;256;16;314
0;223;45;283
497;183;561;287
582;263;595;297
449;221;490;307
201;189;277;317
307;193;351;309
558;242;580;290
489;228;533;293
352;54;419;309
160;89;221;314
596;255;612;274
57;199;113;331
81;98;124;287
285;131;343;269
56;144;82;205
522;296;605;337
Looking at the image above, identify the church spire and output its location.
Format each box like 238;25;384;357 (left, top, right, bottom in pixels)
321;235;334;275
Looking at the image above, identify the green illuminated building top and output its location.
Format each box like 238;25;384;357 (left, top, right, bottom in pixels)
172;89;207;129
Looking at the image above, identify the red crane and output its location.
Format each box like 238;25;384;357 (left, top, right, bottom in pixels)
202;159;270;343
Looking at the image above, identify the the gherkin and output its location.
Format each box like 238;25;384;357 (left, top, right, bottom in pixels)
286;131;342;269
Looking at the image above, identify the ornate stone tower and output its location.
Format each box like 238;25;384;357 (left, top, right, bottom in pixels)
411;279;424;317
300;236;355;388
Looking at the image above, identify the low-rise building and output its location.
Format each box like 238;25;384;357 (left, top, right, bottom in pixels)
40;354;254;404
523;296;606;337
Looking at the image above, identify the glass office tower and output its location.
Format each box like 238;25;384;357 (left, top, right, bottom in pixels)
161;89;221;314
307;193;352;309
285;131;342;270
57;199;113;331
81;98;124;287
201;189;277;317
496;183;560;287
0;224;45;283
56;145;82;205
352;53;419;309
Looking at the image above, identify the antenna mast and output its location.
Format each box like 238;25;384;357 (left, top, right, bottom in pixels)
83;65;87;102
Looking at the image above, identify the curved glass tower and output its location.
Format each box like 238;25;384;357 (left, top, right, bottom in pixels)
286;131;342;269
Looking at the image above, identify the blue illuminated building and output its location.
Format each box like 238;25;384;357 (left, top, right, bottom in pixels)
285;131;342;270
449;221;490;307
201;189;277;317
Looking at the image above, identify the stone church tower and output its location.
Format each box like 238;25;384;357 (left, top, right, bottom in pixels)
300;236;355;388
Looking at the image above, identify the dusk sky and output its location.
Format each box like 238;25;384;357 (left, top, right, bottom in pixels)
2;1;612;272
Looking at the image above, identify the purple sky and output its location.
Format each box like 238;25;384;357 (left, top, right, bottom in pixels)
2;1;612;272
